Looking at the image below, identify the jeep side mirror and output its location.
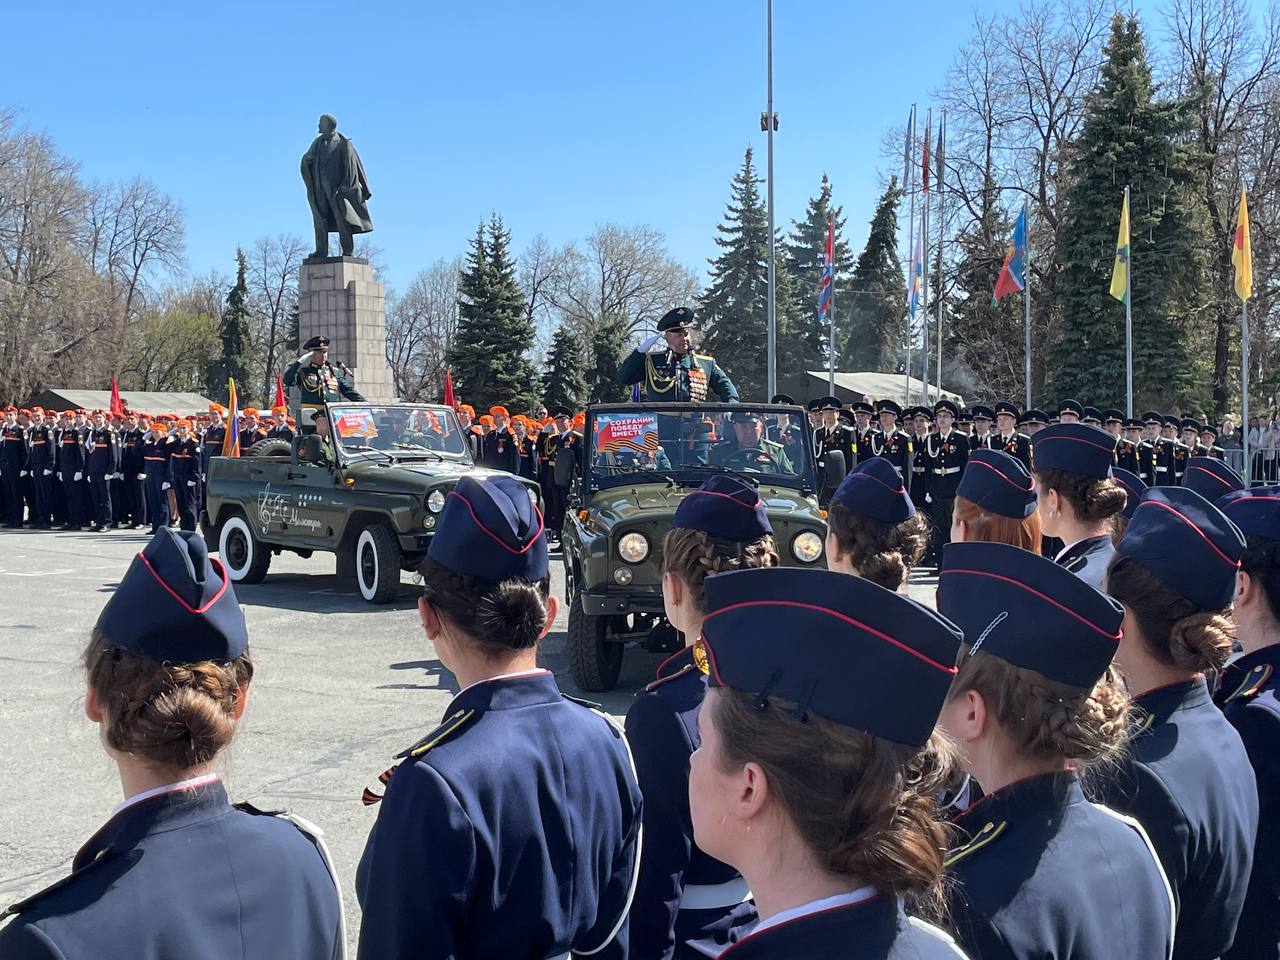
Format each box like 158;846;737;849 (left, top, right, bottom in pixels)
823;450;847;488
301;434;324;464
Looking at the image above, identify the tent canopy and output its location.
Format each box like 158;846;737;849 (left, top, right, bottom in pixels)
777;371;964;407
22;389;214;416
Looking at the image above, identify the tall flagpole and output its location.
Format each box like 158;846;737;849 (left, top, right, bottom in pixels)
1124;184;1133;418
828;216;836;394
765;0;778;400
903;105;916;405
921;107;931;405
1243;298;1251;485
935;109;945;397
1024;253;1033;411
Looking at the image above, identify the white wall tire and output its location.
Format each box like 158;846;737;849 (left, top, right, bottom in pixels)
356;524;401;603
219;514;271;584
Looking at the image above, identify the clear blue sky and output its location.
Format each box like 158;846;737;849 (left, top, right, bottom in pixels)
7;0;1222;294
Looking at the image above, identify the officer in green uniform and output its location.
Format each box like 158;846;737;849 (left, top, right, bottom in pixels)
283;335;366;433
615;307;739;403
709;410;793;473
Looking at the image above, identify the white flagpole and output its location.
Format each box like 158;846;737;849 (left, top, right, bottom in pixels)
1243;298;1251;485
1024;258;1033;411
1124;184;1133;418
903;105;916;407
935;109;945;398
921;109;931;406
828;241;836;394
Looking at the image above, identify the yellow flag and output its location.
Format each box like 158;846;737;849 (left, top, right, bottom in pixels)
1233;188;1252;302
1109;191;1130;303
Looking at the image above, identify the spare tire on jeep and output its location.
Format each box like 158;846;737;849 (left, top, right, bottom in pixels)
244;438;293;458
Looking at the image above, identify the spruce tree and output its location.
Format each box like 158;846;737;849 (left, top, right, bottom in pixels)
1049;13;1211;410
542;322;586;410
784;174;855;372
210;247;252;401
588;319;630;404
839;178;905;373
448;215;540;411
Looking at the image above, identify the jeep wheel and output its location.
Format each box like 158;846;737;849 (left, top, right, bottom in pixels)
356;524;401;604
219;513;271;584
244;438;293;458
568;590;625;692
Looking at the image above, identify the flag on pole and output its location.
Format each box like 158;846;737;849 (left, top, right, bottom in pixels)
994;205;1029;302
221;379;241;458
1234;188;1252;301
1109;192;1131;302
273;374;286;410
443;367;456;407
817;214;834;320
902;105;915;190
108;377;124;418
921;113;931;195
908;230;924;318
935;113;945;195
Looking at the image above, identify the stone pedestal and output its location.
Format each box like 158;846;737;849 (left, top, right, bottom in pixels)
298;256;397;403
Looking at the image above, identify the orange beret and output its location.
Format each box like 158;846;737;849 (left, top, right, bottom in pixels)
209;402;225;414
459;404;475;417
479;415;494;426
176;419;192;429
244;408;258;417
272;404;287;415
489;405;509;417
4;405;17;413
18;408;31;416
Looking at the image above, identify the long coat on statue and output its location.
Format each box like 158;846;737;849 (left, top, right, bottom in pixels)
300;133;374;234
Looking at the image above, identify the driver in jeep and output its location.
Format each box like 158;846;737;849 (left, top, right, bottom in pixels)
709;410;794;473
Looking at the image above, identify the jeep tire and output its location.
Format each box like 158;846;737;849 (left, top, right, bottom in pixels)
219;513;271;584
355;523;401;604
568;590;625;692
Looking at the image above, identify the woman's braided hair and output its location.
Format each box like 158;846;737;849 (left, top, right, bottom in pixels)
1106;555;1235;672
826;502;929;590
662;526;779;613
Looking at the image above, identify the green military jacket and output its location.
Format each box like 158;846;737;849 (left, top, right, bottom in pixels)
283;359;366;407
708;438;793;474
615;348;739;403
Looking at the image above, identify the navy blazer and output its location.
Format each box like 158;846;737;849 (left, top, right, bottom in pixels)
0;781;342;960
720;895;967;960
356;670;643;960
1218;645;1280;960
1098;678;1259;960
1054;534;1116;591
625;647;757;960
946;771;1173;960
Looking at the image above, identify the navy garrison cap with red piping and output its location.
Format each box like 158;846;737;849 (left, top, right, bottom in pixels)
958;449;1036;519
1217;486;1280;542
1030;422;1116;478
830;457;915;523
672;475;772;541
938;541;1123;689
95;528;247;662
1182;457;1244;501
699;568;963;747
1112;468;1147;520
428;475;547;582
1115;487;1244;611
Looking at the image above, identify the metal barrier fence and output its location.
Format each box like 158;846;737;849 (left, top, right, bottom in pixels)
1224;447;1280;485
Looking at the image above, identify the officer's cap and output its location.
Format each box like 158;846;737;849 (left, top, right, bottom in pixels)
1141;410;1164;425
817;396;842;411
994;401;1019;419
958;408;974;424
673;475;772;542
428;475;547;583
938;542;1123;690
1058;399;1084;418
1082;406;1103;424
303;336;330;350
1179;418;1203;434
851;400;875;415
728;410;764;424
934;400;959;418
770;393;795;405
875;399;902;418
1201;424;1220;439
1116;487;1244;611
1021;409;1050;426
1218;487;1280;542
971;405;995;422
1163;415;1181;429
1183;456;1244;501
550;405;572;419
831;457;915;524
657;307;695;332
914;406;935;422
700;568;962;747
838;408;855;425
1123;417;1143;429
1103;409;1125;424
1030;422;1115;478
957;450;1036;519
1110;468;1147;520
95;529;247;663
806;398;823;412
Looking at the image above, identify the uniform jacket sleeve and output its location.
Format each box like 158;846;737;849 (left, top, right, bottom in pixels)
615;348;647;386
283;359;303;388
708;360;739;403
356;759;477;960
0;919;69;959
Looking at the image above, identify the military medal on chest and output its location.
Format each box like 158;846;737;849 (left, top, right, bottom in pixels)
688;366;708;403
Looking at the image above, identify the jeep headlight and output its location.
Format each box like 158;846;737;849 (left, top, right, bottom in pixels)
427;490;446;513
618;532;650;564
792;530;823;564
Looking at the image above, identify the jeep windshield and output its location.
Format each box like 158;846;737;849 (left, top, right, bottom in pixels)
327;404;471;463
586;405;814;490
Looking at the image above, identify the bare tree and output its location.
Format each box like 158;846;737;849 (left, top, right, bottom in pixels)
246;233;307;400
385;256;462;400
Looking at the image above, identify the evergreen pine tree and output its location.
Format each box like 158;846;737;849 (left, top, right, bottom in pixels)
701;147;804;400
542;322;586;409
839;178;905;373
210;247;252;401
1049;13;1211;410
448;215;540;411
588;319;630;404
783;174;855;372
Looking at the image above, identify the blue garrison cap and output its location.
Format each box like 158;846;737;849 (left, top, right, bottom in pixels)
1111;468;1147;520
700;568;962;747
958;450;1036;519
673;475;772;541
938;542;1123;689
1217;487;1280;542
95;529;247;662
1115;487;1244;611
830;457;915;524
1031;422;1116;478
1182;457;1244;501
428;475;547;582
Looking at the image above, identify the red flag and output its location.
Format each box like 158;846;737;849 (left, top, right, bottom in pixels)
444;367;456;408
109;377;124;418
274;374;286;409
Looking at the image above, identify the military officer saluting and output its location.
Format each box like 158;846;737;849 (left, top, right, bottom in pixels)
991;401;1031;470
283;335;366;432
868;399;913;480
615;307;739;403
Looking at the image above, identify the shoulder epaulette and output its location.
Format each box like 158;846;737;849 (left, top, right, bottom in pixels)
943;819;1007;868
233;800;286;817
1063;555;1086;573
1225;663;1273;704
1;846;115;920
642;663;698;693
1131;709;1157;737
362;708;478;806
561;693;604;710
694;353;715;362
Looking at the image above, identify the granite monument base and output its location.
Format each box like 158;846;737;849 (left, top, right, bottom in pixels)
297;256;397;404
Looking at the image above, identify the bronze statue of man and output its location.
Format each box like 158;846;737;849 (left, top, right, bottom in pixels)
301;114;373;258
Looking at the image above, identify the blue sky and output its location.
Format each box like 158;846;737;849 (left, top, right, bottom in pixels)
6;0;1233;294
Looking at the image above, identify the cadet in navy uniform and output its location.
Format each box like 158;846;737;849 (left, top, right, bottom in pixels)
936;541;1174;960
25;408;56;529
0;528;344;959
688;568;968;959
480;406;520;473
1183;455;1244;503
85;410;119;532
1200;423;1227;460
927;400;969;560
851;400;877;462
167;419;202;532
1032;422;1126;589
909;406;934;510
868;399;913;480
824;457;930;591
117;413;146;528
969;405;996;451
55;414;88;531
812;397;855;502
1102;487;1259;960
0;406;26;526
1163;415;1191;484
990;401;1031;469
356;474;642;959
1114;414;1142;473
1215;488;1280;960
625;476;775;959
140;422;171;533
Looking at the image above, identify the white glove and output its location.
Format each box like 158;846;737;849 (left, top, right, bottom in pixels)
298;353;312;364
42;469;51;476
136;472;146;480
115;472;124;480
639;333;663;353
57;471;63;481
19;470;28;477
187;480;196;487
162;482;171;491
74;471;82;481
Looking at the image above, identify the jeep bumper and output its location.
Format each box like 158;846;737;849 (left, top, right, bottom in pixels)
581;591;665;616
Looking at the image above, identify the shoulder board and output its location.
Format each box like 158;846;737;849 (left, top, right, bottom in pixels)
1063;555;1086;572
1;846;116;920
1131;710;1157;737
1225;663;1274;704
943;819;1007;868
694;353;715;362
394;707;477;761
561;693;604;710
642;662;698;693
233;800;286;817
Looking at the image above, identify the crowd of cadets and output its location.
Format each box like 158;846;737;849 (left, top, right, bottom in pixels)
0;402;296;534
